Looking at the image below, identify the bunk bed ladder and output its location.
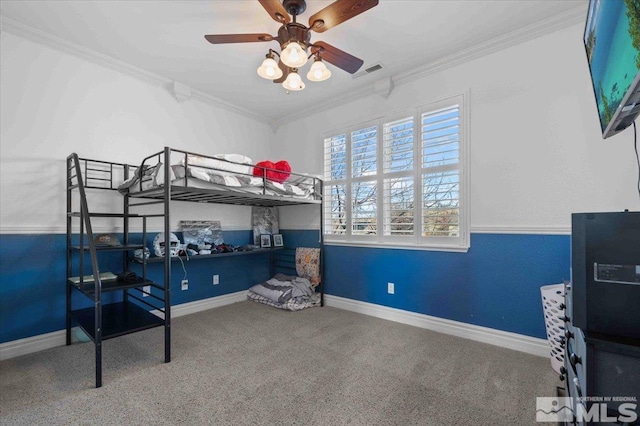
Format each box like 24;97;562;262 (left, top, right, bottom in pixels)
66;153;105;388
66;152;171;388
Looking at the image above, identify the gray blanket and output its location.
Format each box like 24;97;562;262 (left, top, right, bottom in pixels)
248;273;316;304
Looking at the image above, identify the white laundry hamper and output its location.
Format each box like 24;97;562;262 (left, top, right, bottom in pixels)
540;283;566;374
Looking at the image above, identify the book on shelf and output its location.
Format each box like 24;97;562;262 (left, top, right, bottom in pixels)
68;272;117;284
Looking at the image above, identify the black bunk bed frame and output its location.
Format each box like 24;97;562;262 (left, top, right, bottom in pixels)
66;147;324;388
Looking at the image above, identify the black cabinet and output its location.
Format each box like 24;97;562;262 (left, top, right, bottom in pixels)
564;323;640;425
562;212;640;425
571;212;640;340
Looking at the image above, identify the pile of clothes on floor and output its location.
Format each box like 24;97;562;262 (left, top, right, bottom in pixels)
248;273;320;311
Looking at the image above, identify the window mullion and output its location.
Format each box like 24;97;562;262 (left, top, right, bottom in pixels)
376;118;384;243
345;129;353;237
413;110;420;244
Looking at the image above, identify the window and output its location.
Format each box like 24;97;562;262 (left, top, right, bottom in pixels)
323;94;468;251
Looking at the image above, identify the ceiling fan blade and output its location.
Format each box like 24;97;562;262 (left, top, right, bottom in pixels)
274;60;289;83
258;0;291;24
204;33;275;44
312;41;364;74
309;0;379;33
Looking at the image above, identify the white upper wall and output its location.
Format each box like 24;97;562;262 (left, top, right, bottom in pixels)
274;23;640;232
3;22;638;235
1;32;275;233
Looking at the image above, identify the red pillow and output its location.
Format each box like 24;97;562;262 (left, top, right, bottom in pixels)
253;160;291;183
253;160;274;179
273;160;291;183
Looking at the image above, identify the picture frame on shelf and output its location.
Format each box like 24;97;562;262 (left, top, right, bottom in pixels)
260;234;272;248
273;234;283;247
252;207;279;246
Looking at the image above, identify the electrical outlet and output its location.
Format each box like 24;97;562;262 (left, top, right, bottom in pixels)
181;279;188;291
388;282;395;294
213;274;219;285
142;285;151;297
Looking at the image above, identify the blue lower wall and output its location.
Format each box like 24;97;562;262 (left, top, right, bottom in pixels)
0;231;271;343
0;230;569;344
322;233;570;338
283;230;570;338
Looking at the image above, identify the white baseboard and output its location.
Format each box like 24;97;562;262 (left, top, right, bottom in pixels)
0;329;67;361
152;290;248;318
324;295;551;358
1;292;549;361
0;291;248;361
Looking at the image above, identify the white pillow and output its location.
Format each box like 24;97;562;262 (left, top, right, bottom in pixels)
212;153;253;165
178;154;252;175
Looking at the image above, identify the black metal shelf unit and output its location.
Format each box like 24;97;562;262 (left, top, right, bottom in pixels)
66;153;170;388
70;277;156;296
73;302;165;341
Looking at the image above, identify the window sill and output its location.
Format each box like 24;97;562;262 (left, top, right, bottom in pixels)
323;240;470;253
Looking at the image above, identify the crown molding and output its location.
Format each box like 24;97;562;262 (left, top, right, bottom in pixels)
273;82;376;128
1;3;586;130
273;4;587;127
393;5;587;86
1;16;170;85
0;16;272;126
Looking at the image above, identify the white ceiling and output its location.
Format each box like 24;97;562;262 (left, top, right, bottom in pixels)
1;0;588;125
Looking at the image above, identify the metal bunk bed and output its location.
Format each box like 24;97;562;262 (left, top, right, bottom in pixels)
66;147;323;388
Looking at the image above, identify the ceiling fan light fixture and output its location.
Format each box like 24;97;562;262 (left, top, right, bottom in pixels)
282;69;305;91
257;52;283;80
307;57;331;82
205;0;379;92
280;41;308;68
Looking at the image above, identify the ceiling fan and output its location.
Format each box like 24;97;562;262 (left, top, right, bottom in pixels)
204;0;379;91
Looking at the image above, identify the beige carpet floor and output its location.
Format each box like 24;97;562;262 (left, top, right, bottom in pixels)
0;300;559;425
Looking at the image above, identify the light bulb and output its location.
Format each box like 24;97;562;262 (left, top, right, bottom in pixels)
257;55;283;80
290;74;300;88
282;70;305;91
289;48;300;62
280;41;308;68
306;58;331;82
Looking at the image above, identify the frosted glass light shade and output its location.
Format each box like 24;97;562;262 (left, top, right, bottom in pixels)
282;70;305;91
307;59;331;82
257;56;283;80
280;42;308;68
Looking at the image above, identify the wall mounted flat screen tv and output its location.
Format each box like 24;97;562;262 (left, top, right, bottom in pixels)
584;0;640;139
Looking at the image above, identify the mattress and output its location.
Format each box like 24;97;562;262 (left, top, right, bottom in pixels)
118;156;320;200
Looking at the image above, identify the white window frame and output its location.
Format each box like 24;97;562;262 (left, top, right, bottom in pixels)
323;93;469;252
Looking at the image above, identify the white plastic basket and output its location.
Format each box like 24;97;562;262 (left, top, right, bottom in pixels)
540;283;566;374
